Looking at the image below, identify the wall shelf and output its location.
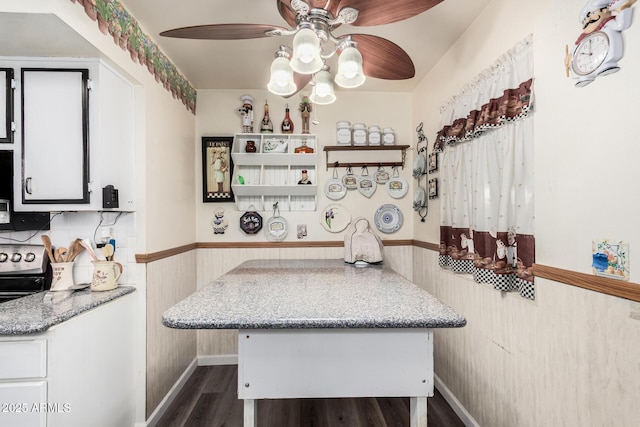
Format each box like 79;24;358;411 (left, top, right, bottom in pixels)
231;133;318;211
323;145;410;170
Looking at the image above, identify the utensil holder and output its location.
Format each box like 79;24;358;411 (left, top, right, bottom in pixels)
50;262;75;291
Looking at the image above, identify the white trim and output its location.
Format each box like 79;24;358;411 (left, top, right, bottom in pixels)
434;374;480;427
143;357;198;427
198;354;239;366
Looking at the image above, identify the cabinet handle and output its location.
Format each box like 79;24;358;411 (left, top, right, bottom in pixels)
25;177;33;195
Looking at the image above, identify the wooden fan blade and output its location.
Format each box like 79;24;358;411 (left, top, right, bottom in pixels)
336;0;443;26
283;73;313;98
277;0;298;29
277;1;344;27
160;23;288;40
351;34;415;80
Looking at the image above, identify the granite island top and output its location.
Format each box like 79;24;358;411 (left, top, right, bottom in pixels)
0;286;135;335
163;259;466;330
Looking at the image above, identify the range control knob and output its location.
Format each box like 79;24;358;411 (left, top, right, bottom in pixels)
24;252;36;263
11;253;22;263
0;252;7;263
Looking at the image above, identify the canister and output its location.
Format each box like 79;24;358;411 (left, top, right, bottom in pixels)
382;128;395;145
336;121;352;145
368;126;381;145
352;123;367;145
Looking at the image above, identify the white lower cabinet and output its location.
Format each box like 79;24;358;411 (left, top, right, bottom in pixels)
0;294;135;427
0;382;47;427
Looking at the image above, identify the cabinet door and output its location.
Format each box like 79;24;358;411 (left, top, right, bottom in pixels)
0;68;14;143
0;381;47;427
21;68;89;204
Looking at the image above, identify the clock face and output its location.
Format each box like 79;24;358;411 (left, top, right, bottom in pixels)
572;31;610;76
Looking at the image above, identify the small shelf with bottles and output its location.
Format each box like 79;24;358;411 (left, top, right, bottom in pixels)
231;133;317;211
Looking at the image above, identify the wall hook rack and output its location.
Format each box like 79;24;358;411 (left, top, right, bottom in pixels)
323;145;410;170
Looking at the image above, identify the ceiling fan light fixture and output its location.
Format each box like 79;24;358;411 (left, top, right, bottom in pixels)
268;56;297;96
309;67;336;105
335;45;366;88
290;27;323;74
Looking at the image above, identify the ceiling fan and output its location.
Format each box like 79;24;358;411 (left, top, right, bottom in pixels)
160;0;444;100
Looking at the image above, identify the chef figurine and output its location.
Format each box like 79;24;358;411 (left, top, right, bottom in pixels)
238;94;254;133
298;169;312;185
565;0;636;86
211;207;228;234
299;96;312;134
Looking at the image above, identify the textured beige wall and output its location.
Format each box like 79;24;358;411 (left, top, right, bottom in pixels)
195;89;413;243
410;0;640;425
146;251;198;418
196;245;413;356
414;247;640;427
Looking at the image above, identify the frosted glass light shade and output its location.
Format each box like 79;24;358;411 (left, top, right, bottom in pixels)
309;69;336;105
335;46;365;88
268;56;296;96
290;28;323;74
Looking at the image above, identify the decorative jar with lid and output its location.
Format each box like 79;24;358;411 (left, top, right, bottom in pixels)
368;126;381;145
352;123;367;145
336;121;352;145
382;128;395;145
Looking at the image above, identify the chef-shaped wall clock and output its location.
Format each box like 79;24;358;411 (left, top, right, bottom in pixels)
564;0;636;87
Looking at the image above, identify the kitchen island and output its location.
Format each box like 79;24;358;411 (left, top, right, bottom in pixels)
163;259;466;427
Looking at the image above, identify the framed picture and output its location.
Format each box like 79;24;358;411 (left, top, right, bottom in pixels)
428;152;438;173
202;136;234;203
428;178;438;199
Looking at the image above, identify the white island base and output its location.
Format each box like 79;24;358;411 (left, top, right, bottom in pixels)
238;328;433;427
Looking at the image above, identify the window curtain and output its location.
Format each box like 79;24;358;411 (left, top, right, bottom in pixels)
435;35;535;300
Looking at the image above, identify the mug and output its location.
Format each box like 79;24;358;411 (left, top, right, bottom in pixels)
50;262;75;291
91;261;123;291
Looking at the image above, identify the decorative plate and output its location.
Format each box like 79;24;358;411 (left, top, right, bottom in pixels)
265;215;288;241
240;209;263;234
374;167;390;184
374;204;403;234
357;167;376;198
413;153;427;179
386;176;408;199
342;168;358;190
413;187;427;211
320;203;352;233
324;178;347;200
263;138;288;153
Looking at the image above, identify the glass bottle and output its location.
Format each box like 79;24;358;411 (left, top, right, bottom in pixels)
281;104;294;134
294;138;315;153
260;99;273;133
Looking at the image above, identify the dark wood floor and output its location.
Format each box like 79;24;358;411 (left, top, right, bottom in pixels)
157;365;465;427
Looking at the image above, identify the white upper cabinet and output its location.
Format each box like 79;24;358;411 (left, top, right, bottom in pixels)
1;58;136;212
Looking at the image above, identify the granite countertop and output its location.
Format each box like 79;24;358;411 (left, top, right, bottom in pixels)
0;286;135;335
163;259;466;330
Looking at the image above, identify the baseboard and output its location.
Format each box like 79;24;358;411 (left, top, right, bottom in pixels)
434;374;479;427
144;357;198;427
198;354;238;366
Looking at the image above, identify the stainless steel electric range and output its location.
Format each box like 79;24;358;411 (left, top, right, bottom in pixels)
0;244;52;303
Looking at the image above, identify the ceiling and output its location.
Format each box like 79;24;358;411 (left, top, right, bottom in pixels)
120;0;491;93
0;0;491;94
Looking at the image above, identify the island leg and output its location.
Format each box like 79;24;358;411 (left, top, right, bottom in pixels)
410;396;427;427
244;399;257;427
